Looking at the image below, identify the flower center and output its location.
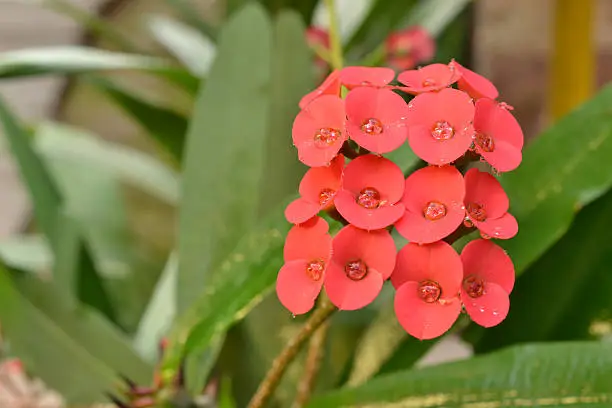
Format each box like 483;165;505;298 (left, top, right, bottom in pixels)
361;118;384;135
474;132;495;152
357;187;381;209
306;259;325;281
418;280;441;303
318;188;336;207
344;259;368;281
463;275;485;298
423;201;447;221
314;127;341;148
431;121;455;140
422;77;436;87
466;202;487;222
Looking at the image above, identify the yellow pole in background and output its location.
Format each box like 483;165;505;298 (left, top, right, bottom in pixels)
549;0;595;120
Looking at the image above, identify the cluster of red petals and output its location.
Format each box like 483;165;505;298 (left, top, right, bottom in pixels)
279;61;524;339
385;26;435;70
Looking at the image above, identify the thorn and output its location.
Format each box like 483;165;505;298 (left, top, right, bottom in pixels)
119;374;137;389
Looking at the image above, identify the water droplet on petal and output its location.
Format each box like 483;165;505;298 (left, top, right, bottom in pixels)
474;132;495;152
463;275;485;298
314;127;341;148
431;121;455;140
423;201;447;221
361;118;384;135
418;280;441;303
345;259;368;281
466;202;487;222
306;259;326;281
357;187;381;209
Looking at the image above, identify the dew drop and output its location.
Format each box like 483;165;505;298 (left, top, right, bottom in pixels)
361;118;384;135
357;187;381;209
418;280;441;303
422;78;436;87
423;201;447;221
474;132;495;152
431;121;455;141
463;218;474;228
345;259;368;281
492;310;500;316
463;275;485;298
306;259;325;281
318;188;336;207
466;202;487;222
314;127;341;148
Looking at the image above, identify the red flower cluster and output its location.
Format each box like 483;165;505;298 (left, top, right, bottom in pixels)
278;61;523;340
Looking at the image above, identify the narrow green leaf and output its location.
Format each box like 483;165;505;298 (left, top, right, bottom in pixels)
164;0;219;41
161;204;291;385
474;187;612;352
88;77;188;163
42;0;139;52
0;234;52;274
310;342;612;407
133;253;177;362
0;98;114;319
501;85;612;273
36;122;179;205
147;15;217;76
0;263;152;404
178;2;272;311
257;10;312;213
404;0;472;36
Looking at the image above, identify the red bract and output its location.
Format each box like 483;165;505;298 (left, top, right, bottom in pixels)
464;168;518;239
345;87;409;154
392;241;462;340
299;69;341;109
460;239;515;327
452;61;499;100
397;62;461;94
335;155;405;230
340;66;395;89
385;26;435;71
292;95;346;167
285;155;344;224
395;165;465;244
473;98;524;172
277;217;332;315
325;225;396;310
406;88;475;165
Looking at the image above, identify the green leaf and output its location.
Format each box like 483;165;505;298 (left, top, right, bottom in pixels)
178;2;272;311
344;0;419;62
133;253;178;362
257;10;312;213
309;342;612;407
0;97;114;320
0;234;52;274
258;0;320;22
164;0;219;41
404;0;472;36
35;122;179;205
147;15;217;76
42;0;139;52
161;204;291;388
0;263;152;404
473;187;612;352
88;77;188;163
501;84;612;273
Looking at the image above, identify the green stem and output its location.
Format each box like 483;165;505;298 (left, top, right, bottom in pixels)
324;0;344;70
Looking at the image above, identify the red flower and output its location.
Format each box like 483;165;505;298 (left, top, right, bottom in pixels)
385;26;435;70
277;217;332;315
473;98;523;172
397;62;461;94
452;60;499;100
285;155;344;224
292;94;346;167
395;165;465;244
392;241;462;340
345;87;409;153
325;225;396;310
299;69;341;109
464;168;518;239
460;239;515;327
335;155;405;230
340;66;395;89
406;88;475;165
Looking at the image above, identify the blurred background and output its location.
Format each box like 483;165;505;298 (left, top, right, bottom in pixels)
0;0;611;407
